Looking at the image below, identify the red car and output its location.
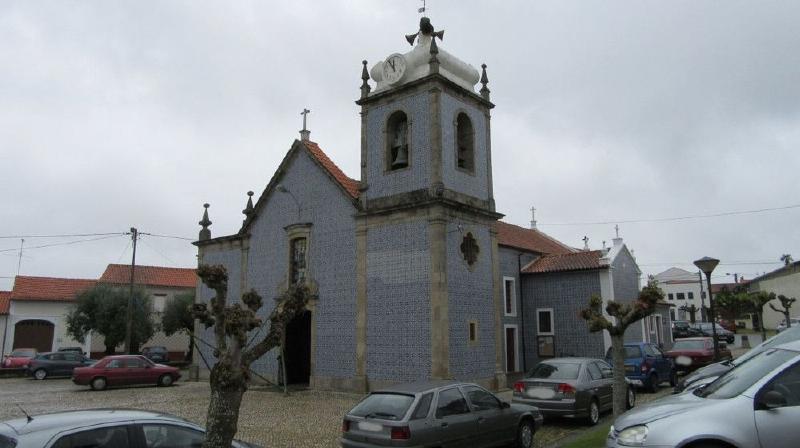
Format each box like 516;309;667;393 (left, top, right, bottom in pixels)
2;348;37;369
664;337;732;372
72;354;180;391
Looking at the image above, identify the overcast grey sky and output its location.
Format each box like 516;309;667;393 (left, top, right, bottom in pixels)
2;0;799;291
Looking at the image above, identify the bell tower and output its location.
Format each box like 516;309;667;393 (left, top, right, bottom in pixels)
354;17;505;391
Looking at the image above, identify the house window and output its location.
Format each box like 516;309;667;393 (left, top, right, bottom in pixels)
386;111;409;171
468;321;478;344
290;237;307;284
677;293;685;300
688;292;694;300
152;294;167;313
668;293;674;300
455;112;474;172
503;277;516;316
536;308;555;358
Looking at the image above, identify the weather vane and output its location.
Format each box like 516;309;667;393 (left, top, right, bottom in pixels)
418;0;426;15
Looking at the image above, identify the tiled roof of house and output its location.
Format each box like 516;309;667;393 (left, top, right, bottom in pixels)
521;250;606;274
303;141;360;199
0;291;10;315
99;264;197;289
10;277;96;301
711;281;750;294
495;221;574;255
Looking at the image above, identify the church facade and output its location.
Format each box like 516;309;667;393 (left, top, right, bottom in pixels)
193;18;652;392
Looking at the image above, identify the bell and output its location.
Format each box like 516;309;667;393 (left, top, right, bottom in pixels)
392;145;408;169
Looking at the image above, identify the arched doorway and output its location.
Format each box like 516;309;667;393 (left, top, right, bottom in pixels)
284;310;311;385
13;319;54;353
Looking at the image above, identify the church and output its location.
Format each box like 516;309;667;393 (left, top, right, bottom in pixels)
192;17;663;392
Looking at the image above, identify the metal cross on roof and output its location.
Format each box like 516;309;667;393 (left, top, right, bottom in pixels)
301;108;311;131
615;224;620;238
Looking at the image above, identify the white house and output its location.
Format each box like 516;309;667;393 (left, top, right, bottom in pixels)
655;267;708;322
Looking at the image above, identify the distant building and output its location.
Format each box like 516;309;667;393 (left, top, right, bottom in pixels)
655;267;707;322
748;261;800;330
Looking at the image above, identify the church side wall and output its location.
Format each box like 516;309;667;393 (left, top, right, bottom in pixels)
440;93;489;201
364;92;431;199
366;220;431;384
521;271;605;365
610;249;645;345
448;223;494;380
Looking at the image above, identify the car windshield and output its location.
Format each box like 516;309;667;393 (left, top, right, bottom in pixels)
697;348;797;399
673;340;706;350
733;325;800;366
9;350;34;357
528;362;581;379
146;347;167;353
350;393;415;420
0;434;16;448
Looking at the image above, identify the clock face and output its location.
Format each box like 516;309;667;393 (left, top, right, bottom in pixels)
382;54;407;84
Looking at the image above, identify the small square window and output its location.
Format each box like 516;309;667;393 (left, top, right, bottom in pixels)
677;293;686;300
668;293;674;300
688;292;694;300
537;309;554;335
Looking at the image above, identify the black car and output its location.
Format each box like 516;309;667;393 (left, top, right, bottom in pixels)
672;321;701;339
691;322;735;344
141;346;170;363
27;352;96;380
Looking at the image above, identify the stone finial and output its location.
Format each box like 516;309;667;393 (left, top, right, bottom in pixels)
242;191;254;217
480;63;491;101
300;108;311;142
360;60;371;99
429;36;440;72
199;203;212;241
582;235;589;251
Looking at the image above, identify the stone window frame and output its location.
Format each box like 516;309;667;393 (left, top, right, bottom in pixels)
468;320;478;346
503;276;516;317
285;223;312;287
453;110;476;175
383;109;413;174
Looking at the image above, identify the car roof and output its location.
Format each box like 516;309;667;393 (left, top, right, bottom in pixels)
775;339;800;352
674;337;711;341
1;409;192;436
373;380;471;394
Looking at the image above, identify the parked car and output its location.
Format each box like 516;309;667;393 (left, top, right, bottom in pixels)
691;322;735;343
675;323;800;393
1;348;37;369
671;321;701;339
664;337;732;373
340;380;542;448
606;343;675;392
718;318;736;332
606;339;800;447
72;355;180;391
512;358;635;426
26;352;96;380
141;346;170;363
777;318;800;333
57;347;86;356
0;408;261;447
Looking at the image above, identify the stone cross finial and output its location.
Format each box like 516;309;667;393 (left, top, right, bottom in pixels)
300;108;311;141
530;205;537;229
582;236;589;250
242;191;254;217
615;224;620;238
199;203;212;241
480;64;491;101
360;60;371;99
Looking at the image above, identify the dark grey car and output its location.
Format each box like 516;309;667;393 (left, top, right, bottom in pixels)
27;352;96;380
512;358;635;425
340;380;542;448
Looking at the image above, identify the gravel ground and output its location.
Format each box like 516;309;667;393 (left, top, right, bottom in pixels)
0;377;672;447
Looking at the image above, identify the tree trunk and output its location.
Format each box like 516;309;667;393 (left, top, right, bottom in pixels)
759;311;767;340
786;312;792;328
186;336;194;362
202;363;247;448
611;334;627;417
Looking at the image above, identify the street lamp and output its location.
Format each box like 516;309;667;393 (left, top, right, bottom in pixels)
694;256;721;361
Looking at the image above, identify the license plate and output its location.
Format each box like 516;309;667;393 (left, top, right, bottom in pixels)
527;387;556;399
625;365;635;373
357;421;383;432
675;355;692;366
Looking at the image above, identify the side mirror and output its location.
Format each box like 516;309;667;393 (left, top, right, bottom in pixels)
501;401;510;409
759;390;787;410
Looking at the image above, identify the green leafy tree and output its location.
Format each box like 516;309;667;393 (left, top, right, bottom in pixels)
714;287;748;333
581;281;663;417
162;292;196;361
769;294;796;329
66;284;155;355
193;264;312;448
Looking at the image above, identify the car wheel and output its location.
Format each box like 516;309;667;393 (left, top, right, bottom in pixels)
586;399;600;425
646;374;659;393
33;369;47;380
158;374;174;387
626;386;636;409
515;419;535;448
90;377;107;391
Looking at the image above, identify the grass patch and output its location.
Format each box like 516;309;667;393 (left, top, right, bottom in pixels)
558;423;611;448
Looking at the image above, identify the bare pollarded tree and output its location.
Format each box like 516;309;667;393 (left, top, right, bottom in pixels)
769;294;796;329
193;264;312;448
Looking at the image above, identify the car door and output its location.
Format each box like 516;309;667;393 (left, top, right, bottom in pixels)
138;423;206;448
124;357;150;385
647;344;671;382
754;360;800;447
50;424;132;448
587;361;612;411
61;353;82;376
102;359;126;386
462;385;513;447
434;386;478;448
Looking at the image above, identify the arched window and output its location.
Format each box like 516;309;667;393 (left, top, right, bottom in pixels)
386;111;409;171
456;113;474;172
290;237;307;284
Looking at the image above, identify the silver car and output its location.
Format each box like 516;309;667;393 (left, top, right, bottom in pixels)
607;339;800;447
340;380;543;448
0;409;261;447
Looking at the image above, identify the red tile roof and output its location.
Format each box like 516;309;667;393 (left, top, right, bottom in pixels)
10;277;96;302
99;264;197;289
0;291;10;315
303;141;360;199
522;250;606;274
495;221;574;255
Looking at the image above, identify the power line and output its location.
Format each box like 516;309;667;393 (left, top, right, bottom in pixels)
138;237;178;266
540;203;800;226
141;233;194;241
0;232;124;239
0;235;124;253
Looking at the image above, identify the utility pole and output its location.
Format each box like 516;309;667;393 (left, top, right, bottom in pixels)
698;270;707;322
124;227;138;354
16;239;24;275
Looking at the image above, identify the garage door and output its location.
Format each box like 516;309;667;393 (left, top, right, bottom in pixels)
13;319;54;352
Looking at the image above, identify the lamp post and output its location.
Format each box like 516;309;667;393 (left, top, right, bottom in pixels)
694;256;720;361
